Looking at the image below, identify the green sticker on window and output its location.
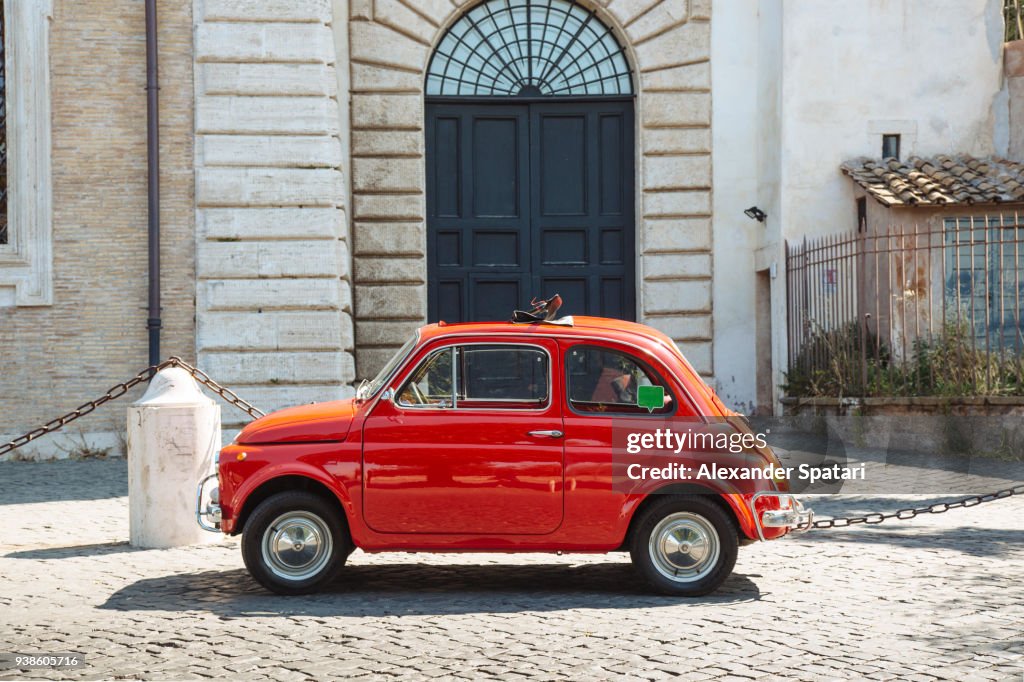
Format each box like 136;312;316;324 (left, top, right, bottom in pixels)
637;385;664;413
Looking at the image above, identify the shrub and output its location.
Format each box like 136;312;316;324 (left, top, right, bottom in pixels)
783;322;1024;398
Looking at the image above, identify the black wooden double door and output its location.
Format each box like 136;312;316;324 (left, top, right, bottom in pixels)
426;100;636;323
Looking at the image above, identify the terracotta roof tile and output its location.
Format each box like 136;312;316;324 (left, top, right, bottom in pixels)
841;155;1024;207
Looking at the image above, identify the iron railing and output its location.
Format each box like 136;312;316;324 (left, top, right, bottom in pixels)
785;213;1024;397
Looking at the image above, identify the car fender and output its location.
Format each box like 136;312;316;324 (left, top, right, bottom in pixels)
622;483;763;543
226;460;354;535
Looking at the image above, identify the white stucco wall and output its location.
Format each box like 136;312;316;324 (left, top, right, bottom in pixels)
776;0;1004;243
711;0;1004;413
710;0;761;413
759;0;787;414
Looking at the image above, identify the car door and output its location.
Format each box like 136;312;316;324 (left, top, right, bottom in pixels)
560;340;694;532
362;338;565;535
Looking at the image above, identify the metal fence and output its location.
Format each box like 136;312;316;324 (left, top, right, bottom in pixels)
1008;0;1023;42
785;213;1024;397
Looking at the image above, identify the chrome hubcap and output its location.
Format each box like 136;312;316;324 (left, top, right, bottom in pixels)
261;511;333;581
649;511;720;583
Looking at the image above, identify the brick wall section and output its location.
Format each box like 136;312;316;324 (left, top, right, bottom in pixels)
348;0;714;379
0;0;195;452
194;0;355;426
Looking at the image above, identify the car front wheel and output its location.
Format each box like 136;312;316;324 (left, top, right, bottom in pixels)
630;495;738;596
241;491;349;595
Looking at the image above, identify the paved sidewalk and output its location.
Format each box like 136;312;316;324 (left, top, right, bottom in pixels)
0;459;1022;681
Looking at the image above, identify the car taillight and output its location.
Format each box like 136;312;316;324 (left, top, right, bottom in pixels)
754;494;791;514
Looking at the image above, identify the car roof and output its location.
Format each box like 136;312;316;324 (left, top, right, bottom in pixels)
419;316;671;346
419;316;699;378
418;316;719;412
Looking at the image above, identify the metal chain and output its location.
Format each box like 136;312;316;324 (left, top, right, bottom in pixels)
810;483;1024;529
0;357;263;457
171;358;265;421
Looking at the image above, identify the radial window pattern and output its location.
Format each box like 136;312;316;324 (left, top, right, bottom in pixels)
426;0;633;97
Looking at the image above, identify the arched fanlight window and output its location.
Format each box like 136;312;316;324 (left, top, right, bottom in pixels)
426;0;633;97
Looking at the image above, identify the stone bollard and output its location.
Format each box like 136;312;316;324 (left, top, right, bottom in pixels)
127;367;222;548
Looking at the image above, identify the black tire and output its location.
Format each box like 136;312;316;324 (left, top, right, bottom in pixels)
629;495;738;596
241;491;349;595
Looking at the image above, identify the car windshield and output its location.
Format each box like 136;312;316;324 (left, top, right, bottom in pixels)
356;332;419;401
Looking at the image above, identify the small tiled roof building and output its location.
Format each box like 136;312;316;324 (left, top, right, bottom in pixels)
842;155;1024;208
838;155;1024;362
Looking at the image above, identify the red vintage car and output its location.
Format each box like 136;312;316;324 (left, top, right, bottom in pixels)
197;315;811;596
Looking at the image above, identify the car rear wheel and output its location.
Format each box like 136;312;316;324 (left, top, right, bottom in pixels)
630;495;738;596
242;491;349;595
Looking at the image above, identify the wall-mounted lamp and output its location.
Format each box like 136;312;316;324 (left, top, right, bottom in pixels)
744;206;767;222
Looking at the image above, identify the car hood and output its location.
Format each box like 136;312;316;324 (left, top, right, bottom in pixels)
236;398;357;444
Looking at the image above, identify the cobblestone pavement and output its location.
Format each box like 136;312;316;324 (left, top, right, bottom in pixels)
0;460;1022;681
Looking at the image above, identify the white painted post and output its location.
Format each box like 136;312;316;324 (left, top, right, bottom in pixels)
127;367;222;548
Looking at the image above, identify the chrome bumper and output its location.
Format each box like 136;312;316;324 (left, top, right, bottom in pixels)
750;491;813;542
195;473;222;533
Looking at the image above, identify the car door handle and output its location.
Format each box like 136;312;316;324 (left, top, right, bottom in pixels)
528;430;564;439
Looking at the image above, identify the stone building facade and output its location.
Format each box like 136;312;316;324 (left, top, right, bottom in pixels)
346;0;714;380
193;0;355;422
0;0;1014;455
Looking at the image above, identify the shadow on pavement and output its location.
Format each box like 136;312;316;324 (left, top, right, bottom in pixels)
794;525;1024;557
99;563;762;616
0;460;127;505
5;541;139;560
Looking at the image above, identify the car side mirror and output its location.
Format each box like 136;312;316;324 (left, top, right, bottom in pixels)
380;388;394;403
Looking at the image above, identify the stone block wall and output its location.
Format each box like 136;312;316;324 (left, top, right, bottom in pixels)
194;0;355;426
348;0;715;379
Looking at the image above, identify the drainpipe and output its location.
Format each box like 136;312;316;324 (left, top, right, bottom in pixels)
145;0;161;365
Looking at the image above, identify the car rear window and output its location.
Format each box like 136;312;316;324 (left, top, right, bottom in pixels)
566;345;674;415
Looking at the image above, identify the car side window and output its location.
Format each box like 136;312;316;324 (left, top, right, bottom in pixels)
566;345;673;415
397;347;454;407
397;344;549;409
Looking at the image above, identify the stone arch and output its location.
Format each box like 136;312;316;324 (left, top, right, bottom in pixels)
349;0;714;378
